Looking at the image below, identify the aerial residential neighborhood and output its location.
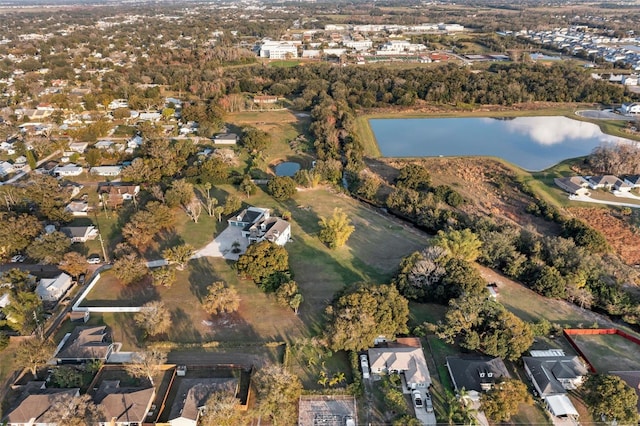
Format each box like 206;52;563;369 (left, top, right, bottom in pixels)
1;0;640;425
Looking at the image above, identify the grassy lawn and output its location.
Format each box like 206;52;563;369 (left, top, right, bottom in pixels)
80;258;307;345
569;333;640;372
479;265;607;327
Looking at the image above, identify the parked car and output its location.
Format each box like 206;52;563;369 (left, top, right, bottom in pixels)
78;274;85;285
10;254;25;263
360;354;370;379
413;390;423;409
86;255;101;264
344;415;355;426
425;391;433;413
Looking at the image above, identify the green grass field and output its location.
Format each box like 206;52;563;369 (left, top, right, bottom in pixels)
569;333;640;372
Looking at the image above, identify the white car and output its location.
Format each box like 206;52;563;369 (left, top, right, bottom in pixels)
360;354;370;379
425;392;433;413
10;254;25;263
87;256;101;264
413;390;423;409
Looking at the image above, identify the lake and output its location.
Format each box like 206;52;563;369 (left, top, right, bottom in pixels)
370;116;632;171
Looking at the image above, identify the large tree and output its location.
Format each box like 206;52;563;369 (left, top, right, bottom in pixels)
15;337;56;378
124;349;167;385
236;241;289;284
480;379;532;422
318;208;355;249
162;244;194;270
134;301;172;337
325;284;409;352
59;252;88;278
47;394;104;426
241;126;270;154
433;228;482;262
202;281;240;315
4;290;43;335
438;294;534;361
113;253;148;286
26;231;71;264
583;374;639;425
267;176;296;201
253;364;302;426
395;163;431;191
0;213;42;258
200;390;245;426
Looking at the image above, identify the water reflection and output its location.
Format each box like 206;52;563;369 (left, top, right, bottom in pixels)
496;117;625;146
370;116;635;171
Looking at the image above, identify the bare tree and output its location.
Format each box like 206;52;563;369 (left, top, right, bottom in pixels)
124;349;167;385
134;301;172;337
15;337;55;379
48;394;104;426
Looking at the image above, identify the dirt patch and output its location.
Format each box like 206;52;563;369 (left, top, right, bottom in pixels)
365;156;561;234
568;207;640;265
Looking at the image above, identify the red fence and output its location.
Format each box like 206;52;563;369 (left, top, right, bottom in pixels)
563;328;640;373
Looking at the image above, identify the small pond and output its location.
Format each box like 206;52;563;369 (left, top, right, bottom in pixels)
275;161;301;177
370;116;632;171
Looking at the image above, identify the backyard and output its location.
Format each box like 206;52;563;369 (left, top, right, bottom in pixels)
569;332;640;373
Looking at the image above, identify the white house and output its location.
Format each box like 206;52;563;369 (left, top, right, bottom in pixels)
259;41;299;59
60;225;99;243
35;272;73;302
621;102;640;115
53;164;83;177
0;161;15;177
229;207;291;246
213;133;239;145
94;140;114;150
108;99;129;110
368;338;431;390
68;142;89;153
90;166;122;176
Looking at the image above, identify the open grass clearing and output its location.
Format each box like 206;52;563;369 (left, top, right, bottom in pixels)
80;258;307;345
220;184;428;334
478;265;614;328
569;332;640;372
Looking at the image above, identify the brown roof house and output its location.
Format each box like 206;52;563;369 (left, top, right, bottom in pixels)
54;325;113;364
94;380;155;425
368;338;431;390
98;183;140;208
3;381;79;425
168;378;239;426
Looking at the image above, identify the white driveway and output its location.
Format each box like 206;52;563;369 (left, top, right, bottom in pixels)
192;225;249;261
569;193;640;208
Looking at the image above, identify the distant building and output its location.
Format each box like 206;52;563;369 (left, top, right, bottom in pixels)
259;41;299;59
90;165;122;176
213;133;239;145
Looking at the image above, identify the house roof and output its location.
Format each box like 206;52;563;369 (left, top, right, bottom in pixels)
56;325;112;360
65;201;89;213
262;217;290;243
98;183;140;196
60;225;95;239
4;387;79;423
233;207;268;225
168;378;238;422
36;272;72;298
446;356;510;393
589;175;619;186
368;345;431;385
625;175;640;185
522;356;588;397
95;380;155;423
554;177;589;193
214;133;238;140
545;394;579;417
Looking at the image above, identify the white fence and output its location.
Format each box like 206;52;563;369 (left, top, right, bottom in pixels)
72;269;143;313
